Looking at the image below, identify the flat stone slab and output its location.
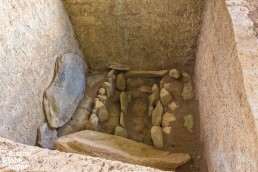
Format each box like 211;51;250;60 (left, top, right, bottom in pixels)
54;130;190;170
108;64;131;71
125;70;168;78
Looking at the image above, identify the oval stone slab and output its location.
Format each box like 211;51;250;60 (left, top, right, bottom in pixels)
44;53;85;128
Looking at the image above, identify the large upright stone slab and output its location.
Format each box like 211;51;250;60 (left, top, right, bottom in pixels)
44;53;85;128
54;130;191;170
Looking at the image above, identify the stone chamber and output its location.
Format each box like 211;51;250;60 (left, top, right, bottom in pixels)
0;0;258;171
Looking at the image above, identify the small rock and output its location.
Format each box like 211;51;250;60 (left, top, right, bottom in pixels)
78;96;94;111
116;73;126;91
114;126;127;138
151;126;163;148
95;100;109;122
152;101;163;126
148;94;158;106
88;114;98;130
182;72;191;83
120;92;128;114
102;82;113;98
108;77;115;88
152;84;160;96
138;85;152;93
120;112;125;128
160;88;173;106
108;64;130;71
168;102;179;112
164;83;171;91
99;88;106;95
148;106;154;117
182;82;194;100
92;108;97;115
37;123;57;149
184;114;194;132
162;112;176;127
98;95;107;105
169;69;180;79
163;127;172;135
107;69;117;79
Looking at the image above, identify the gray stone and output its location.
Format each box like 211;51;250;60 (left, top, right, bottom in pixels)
120;112;125;128
162;112;176;128
169;69;180;79
88;114;99;130
98;95;107;105
125;70;168;78
120;92;128;114
95;100;109;122
151;126;163;148
163;127;172;135
37;123;57;149
114;126;127;138
152;101;163;126
43;53;85;128
99;88;106;95
160;88;173;106
102;82;113;98
78;96;94;111
116;73;126;91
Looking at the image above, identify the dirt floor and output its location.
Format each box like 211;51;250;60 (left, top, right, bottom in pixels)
92;66;208;172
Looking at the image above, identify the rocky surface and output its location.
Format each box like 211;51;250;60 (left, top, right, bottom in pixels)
37;123;57;149
125;70;168;78
54;130;190;170
43;53;85;128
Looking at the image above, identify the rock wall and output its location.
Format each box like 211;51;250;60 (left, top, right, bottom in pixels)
62;0;204;70
0;0;83;145
195;0;258;171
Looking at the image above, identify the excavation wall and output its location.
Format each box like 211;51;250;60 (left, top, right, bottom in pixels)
62;0;204;70
195;0;258;171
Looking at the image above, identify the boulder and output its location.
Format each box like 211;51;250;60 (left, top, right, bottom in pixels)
95;100;109;122
54;130;191;170
160;88;173;106
116;73;126;91
151;126;163;148
169;69;180;79
168;102;179;112
152;101;163;126
114;126;127;138
88;114;99;130
162;112;176;127
125;70;168;78
120;92;128;113
37;123;57;149
102;82;113;98
43;53;85;128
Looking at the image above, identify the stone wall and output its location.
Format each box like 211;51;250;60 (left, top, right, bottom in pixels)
195;0;258;171
0;0;83;145
62;0;204;70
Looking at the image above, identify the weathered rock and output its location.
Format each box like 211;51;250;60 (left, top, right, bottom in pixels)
184;114;194;132
160;88;173;106
99;88;106;95
88;114;99;130
162;112;176;128
43;53;85;128
95;100;109;122
116;73;126;91
114;126;127;138
120;92;128;113
151;126;163;148
182;82;194;100
108;64;130;71
163;127;172;135
125;70;168;78
152;101;164;126
169;69;181;79
139;85;152;93
120;112;125;128
37;123;57;149
149;106;154;117
54;130;190;170
168;102;179;112
107;69;117;79
102;82;113;98
98;95;107;105
152;84;160;97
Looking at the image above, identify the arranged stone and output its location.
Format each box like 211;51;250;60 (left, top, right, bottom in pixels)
164;83;172;91
120;92;128;113
102;82;113;98
162;112;176;127
182;82;194;100
125;70;168;78
98;95;107;105
95;100;109;122
99;88;106;95
37;123;57;149
108;77;114;88
88;114;98;130
114;126;127;138
108;64;130;71
148;84;160;106
138;85;152;93
107;69;117;79
169;69;180;79
43;53;85;128
151;126;163;148
152;84;160;96
116;73;126;91
148;106;154;117
160;88;173;106
152;101;163;126
120;112;125;128
54;130;191;170
168;102;179;112
182;72;191;83
163;127;172;135
184;114;194;132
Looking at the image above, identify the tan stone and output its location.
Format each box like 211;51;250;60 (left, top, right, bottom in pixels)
54;130;190;170
139;85;152;93
163;127;172;135
108;64;130;71
152;101;163;126
184;114;194;132
114;126;127;138
120;112;125;128
116;73;126;91
98;88;106;95
168;102;179;112
169;69;180;79
151;126;163;148
88;114;98;130
162;112;176;128
102;82;113;98
120;92;128;113
160;88;173;106
125;70;168;78
95;100;109;122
